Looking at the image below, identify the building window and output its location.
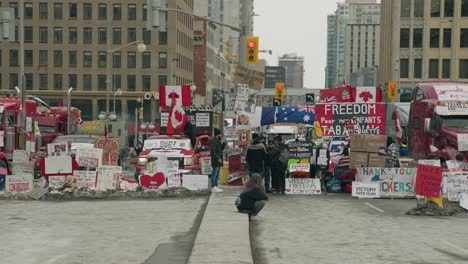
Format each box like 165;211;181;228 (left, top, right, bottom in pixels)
69;51;77;67
401;0;410;17
9;2;18;19
461;29;468;47
463;0;468;17
39;27;48;43
54;27;63;43
442;59;451;78
39;3;48;19
54;74;62;90
159;32;168;45
113;28;121;44
429;59;438;78
83;75;92;90
83;51;92;67
460;60;468;78
25;74;33;90
430;29;439;48
113;75;121;90
128;4;136;20
54;51;62;67
445;0;454;17
143;4;148;21
127;75;136;91
414;0;424;17
69;3;77;19
24;2;33;19
431;0;440;17
98;4;107;20
54;3;62;19
39;74;48;90
84;27;92;44
400;59;409;78
127;52;136;68
113;4;121;20
158;75;167;86
128;28;136;42
113;52;121;68
142;52;151;68
39;50;48;66
159;52;167;68
69;74;77;89
83;3;92;20
98;75;106;91
10;73;18;88
414;59;422;78
400;29;410;48
413;29;423;48
24;26;33;43
98;51;107;68
443;28;452;47
143;29;151;44
24;50;33;66
69;27;77;44
98;28;107;44
142;75;151;91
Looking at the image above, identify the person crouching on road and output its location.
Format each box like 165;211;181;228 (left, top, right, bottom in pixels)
236;174;268;220
210;128;225;193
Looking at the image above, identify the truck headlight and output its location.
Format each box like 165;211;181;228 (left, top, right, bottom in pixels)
138;157;148;165
184;157;193;166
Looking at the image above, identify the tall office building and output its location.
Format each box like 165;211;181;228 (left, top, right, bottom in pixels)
279;54;304;88
0;0;194;122
380;0;468;101
325;14;337;88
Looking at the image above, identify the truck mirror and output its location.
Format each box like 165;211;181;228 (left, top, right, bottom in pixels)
424;118;431;134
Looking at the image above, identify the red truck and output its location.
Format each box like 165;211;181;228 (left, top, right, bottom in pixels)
408;82;468;165
36;106;81;146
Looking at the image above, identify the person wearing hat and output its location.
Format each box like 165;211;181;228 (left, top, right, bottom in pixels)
268;135;288;194
209;128;225;192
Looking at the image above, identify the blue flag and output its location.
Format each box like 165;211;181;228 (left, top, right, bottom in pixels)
260;107;277;126
276;105;315;125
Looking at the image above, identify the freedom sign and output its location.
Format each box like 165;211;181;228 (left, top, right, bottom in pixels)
314;103;386;137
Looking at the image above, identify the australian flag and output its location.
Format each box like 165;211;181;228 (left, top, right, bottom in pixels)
276;105;315;125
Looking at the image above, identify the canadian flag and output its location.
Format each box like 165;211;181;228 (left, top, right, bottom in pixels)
159;85;192;107
170;104;188;133
355;87;382;103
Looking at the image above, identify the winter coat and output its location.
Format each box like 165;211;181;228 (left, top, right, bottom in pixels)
237;187;269;212
245;143;266;173
209;137;223;167
269;143;287;169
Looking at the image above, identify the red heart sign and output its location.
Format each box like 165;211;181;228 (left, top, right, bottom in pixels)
316;190;321;193
139;173;166;189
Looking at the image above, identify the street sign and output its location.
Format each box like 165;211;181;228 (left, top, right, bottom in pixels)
306;93;315;104
273;99;281;106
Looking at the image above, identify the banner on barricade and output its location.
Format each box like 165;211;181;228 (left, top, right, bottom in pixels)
414;164;443;197
356;168;415;197
285;178;321;194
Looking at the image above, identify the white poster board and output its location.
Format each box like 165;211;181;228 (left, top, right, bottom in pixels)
446;160;462;173
200;157;212;175
196;112;210;127
236;83;249;101
290;163;310;172
285;178;322;195
47;142;69;156
352;182;381;198
6;174;33;193
76;148;103;168
182;174;209;190
166;160;181;188
457;134;468;151
356;168;416;198
44;156;73;174
13;150;29;164
442;172;468;202
73;171;97;189
48;175;66;190
13;164;33;176
96;166;122;190
460;193;468;210
418;159;441;166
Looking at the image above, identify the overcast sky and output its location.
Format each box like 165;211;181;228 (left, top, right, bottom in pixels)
253;0;339;89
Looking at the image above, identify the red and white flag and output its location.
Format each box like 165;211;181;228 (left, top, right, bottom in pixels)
171;104;188;133
159;85;192;107
355;87;382;103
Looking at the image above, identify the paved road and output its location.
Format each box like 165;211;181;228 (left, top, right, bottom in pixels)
0;198;208;264
251;193;468;264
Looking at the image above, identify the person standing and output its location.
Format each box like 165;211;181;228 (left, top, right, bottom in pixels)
262;136;273;193
210;128;225;192
269;135;288;195
316;143;330;194
245;135;266;181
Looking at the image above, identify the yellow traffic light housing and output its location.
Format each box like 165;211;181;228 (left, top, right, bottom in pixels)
388;81;398;99
246;36;259;64
275;82;285;100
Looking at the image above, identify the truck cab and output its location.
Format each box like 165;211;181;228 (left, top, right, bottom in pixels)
409;83;468;164
36;107;80;146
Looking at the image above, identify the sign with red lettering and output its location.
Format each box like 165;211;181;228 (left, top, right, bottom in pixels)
95;138;119;166
6;174;33;193
314;103;386;137
414;164;443;197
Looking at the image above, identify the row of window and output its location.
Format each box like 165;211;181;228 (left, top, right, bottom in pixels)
400;28;468;48
1;73;168;92
399;58;468;79
6;50;164;69
9;2;148;21
402;0;468;18
17;27;167;46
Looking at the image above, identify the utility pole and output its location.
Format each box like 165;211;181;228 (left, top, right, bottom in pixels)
19;0;26;150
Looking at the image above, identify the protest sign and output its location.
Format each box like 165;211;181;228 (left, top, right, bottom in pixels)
48;176;66;190
44;156;73;174
6;174;33;193
442;172;468;202
290;163;310;173
76;148;102;168
200;157;212;175
461;194;468;210
414;164;443;197
228;172;241;182
73;171;97;189
446;160;462;173
13;164;33;176
47;142;69;156
352;182;381;198
288;142;313;159
13;150;29;164
285;178;321;194
182;174;209;190
139;172;166;189
120;178;139;191
356;168;416;197
28;184;48;200
418;159;441;166
166;160;181;188
97;166;122;190
95;138;119;166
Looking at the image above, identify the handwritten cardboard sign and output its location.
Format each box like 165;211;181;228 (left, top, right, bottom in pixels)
73;171;97;189
442;172;468;202
13;150;29;164
356;168;416;197
352;182;381;198
120;178;139;191
200;157;212;175
446;160;462;173
96;166;122;190
182;174;209;190
166;160;181;188
414;164;443;197
95;138;119;166
49;175;66;190
290;163;310;173
6;174;33;193
44;156;73;174
285;178;321;195
76;148;102;168
13;164;33;176
418;159;441;166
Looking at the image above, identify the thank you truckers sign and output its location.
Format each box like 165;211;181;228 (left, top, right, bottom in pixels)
314;103;386;137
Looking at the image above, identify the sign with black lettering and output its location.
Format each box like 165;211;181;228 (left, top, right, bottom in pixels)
285;178;321;194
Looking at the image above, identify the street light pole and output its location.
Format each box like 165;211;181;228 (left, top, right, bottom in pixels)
19;0;26;150
67;87;73;134
106;0;112;115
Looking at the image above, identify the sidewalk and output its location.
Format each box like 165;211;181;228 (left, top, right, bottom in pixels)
188;186;253;264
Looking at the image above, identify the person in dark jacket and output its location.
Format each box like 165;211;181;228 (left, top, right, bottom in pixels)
269;135;288;195
245;136;266;176
316;143;330;194
236;174;268;220
209;128;225;192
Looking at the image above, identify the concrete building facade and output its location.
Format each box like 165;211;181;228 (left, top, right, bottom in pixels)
278;54;304;88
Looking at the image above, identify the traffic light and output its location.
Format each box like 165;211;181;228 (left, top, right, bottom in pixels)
246;36;259;64
388;81;398;99
146;0;167;31
275;82;285;100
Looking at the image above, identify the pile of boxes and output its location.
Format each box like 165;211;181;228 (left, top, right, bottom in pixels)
349;134;387;168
